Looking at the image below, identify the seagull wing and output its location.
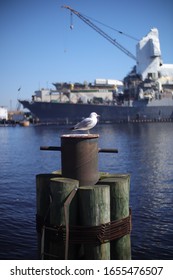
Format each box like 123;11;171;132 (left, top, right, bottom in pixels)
74;117;93;130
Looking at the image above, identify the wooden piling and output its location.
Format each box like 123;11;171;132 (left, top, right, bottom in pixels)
49;177;79;259
36;173;62;258
38;135;132;260
36;174;61;225
99;174;131;260
78;184;110;260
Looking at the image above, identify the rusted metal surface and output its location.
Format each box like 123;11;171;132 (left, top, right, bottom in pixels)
40;134;118;186
40;146;61;151
40;146;118;153
37;209;132;246
98;148;118;153
61;134;99;186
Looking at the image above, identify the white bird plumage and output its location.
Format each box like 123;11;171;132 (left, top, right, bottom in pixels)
70;112;100;134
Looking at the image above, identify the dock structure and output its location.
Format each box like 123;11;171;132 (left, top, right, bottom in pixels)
37;134;131;260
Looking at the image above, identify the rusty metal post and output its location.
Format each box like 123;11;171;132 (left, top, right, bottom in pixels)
61;134;99;186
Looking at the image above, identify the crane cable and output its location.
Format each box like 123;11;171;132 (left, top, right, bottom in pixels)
81;14;139;42
63;5;136;61
70;12;73;29
66;6;139;41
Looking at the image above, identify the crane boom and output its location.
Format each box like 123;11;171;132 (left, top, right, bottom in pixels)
63;5;136;61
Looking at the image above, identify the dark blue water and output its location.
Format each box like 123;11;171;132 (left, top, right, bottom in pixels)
0;123;173;260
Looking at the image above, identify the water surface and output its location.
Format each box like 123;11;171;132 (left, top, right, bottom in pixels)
0;123;173;259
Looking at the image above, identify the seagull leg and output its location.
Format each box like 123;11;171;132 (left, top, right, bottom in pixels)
88;130;90;134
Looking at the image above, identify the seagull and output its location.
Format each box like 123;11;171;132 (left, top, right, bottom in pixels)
70;112;100;134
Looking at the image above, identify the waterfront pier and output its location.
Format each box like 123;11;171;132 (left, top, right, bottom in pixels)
36;134;131;260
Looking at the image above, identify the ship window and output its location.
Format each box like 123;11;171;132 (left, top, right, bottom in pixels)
148;73;156;80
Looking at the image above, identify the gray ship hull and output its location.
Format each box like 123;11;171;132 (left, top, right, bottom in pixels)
19;100;173;123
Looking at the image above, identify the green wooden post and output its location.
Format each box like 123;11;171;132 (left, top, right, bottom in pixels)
36;173;62;223
99;174;131;260
36;173;61;258
49;177;79;259
79;185;110;260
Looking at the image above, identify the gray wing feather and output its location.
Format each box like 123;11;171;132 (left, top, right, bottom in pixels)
74;117;92;129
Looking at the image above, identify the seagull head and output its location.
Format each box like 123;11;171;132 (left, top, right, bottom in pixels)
90;112;100;119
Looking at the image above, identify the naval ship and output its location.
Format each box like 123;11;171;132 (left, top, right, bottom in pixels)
19;26;173;124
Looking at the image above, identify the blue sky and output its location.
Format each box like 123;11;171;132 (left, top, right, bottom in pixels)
1;0;173;109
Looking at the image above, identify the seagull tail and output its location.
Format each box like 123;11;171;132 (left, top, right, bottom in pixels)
70;126;78;130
